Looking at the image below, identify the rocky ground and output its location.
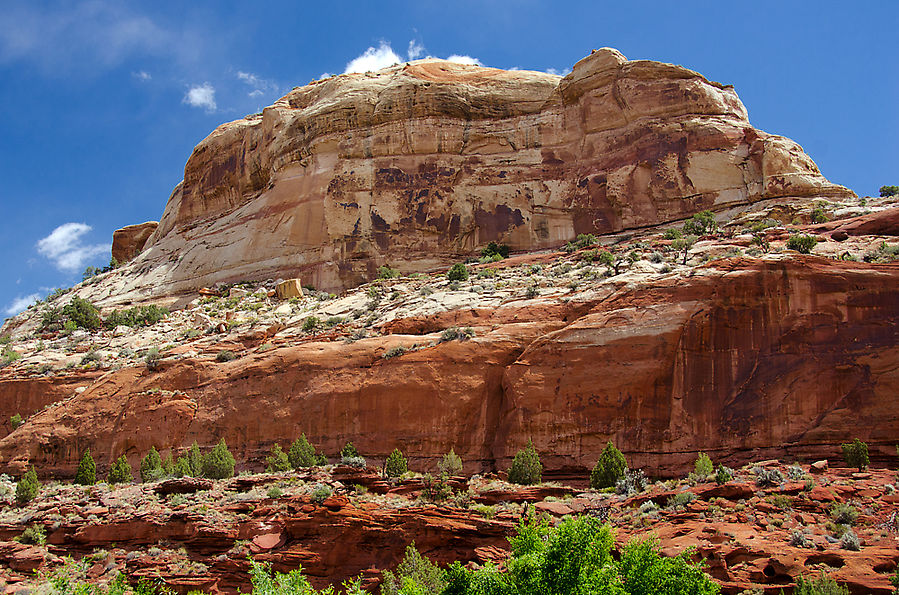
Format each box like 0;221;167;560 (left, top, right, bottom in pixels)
0;459;897;594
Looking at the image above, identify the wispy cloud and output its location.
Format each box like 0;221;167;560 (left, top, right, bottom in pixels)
236;70;280;100
407;39;425;60
132;70;152;81
344;41;402;74
183;83;217;111
36;223;110;273
545;67;571;76
446;54;483;66
4;294;40;317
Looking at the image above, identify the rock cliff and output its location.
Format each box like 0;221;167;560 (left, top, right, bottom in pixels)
104;47;850;300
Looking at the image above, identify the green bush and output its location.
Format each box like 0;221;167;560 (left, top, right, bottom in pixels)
311;484;332;504
104;305;169;329
830;502;859;526
16;523;46;545
145;347;161;371
508;440;542;485
694;452;713;478
173;456;191;478
663;228;683;240
15;466;39;504
302;316;321;332
480;241;510;260
341;442;359;458
381;543;446;595
216;350;236;362
794;572;849;595
74;449;96;485
107;455;133;484
880;185;899;197
385;448;408;478
841;438;869;472
266;443;291;472
682;210;717;236
591;441;627;489
201;439;235;479
786;234;818;254
438;448;463;476
382;346;406;359
188;442;203;477
811;207;829;224
61;297;102;330
715;465;734;485
378;265;399;279
10;413;23;430
288;434;318;469
446;263;469;281
140;446;164;483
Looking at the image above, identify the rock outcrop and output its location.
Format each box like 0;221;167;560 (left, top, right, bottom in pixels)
96;48;849;302
111;221;158;264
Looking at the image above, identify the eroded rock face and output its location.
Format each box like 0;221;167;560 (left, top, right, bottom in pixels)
2;257;895;479
108;48;849;298
111;221;158;263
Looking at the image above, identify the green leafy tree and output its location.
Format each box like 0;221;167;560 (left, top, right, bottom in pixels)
682;210;718;236
385;448;408;478
508;440;542;485
671;235;698;265
73;449;96;485
201;439;235;479
381;542;447;595
107;455;133;484
140;446;164;483
288;434;317;469
880;185;899;197
15;466;39;505
591;441;627;489
694;452;714;479
446;263;469;281
266;443;291;473
438;448;463;476
841;438;869;472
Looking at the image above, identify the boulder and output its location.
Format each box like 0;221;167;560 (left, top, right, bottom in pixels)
111;221;158;263
276;279;303;300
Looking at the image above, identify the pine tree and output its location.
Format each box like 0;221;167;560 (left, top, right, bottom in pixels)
73;449;96;485
508;440;542;485
173;456;191;478
140;446;163;483
107;455;133;484
385;448;408;478
591;441;627;489
162;453;174;477
201;439;235;479
288;434;317;469
266;444;290;473
15;466;39;504
438;448;463;476
188;441;203;477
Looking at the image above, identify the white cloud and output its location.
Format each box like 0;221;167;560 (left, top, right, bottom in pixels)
446;54;483;66
36;223;110;273
545;67;571;76
236;70;279;99
4;294;40;317
407;39;425;60
183;83;216;111
344;41;402;74
132;70;151;81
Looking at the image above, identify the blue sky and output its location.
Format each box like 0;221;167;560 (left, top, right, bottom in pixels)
1;0;896;318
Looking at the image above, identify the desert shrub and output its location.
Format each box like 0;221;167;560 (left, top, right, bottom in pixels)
768;494;793;510
591;441;627;489
787;464;805;481
480;241;510;260
683;210;718;236
841;438;869;471
671;235;698;264
341;442;359;458
10;414;23;430
440;327;474;343
382;346;406;359
342;456;367;468
140;446;164;483
790;529;810;548
378;265;399;279
447;263;469;281
830;502;859;525
188;442;203;477
811;207;829;224
201;439;235;479
302;316;321;332
74;449;96;485
104;305;168;329
438;449;463;476
144;347;161;371
786;234;818;254
715;465;734;485
267;486;283;499
573;233;598;249
62;297;102;330
663;228;683;240
381;542;447;595
385;448;408;478
15;467;39;504
667;491;696;509
794;573;849;595
107;455;133;484
288;434;317;469
16;523;46;545
615;468;648;496
80;350;101;366
880;185;899;197
839;529;860;551
215;350;236;363
266;443;291;473
753;467;784;488
508;440;542;485
694;452;714;479
311;483;332;504
420;473;453;502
